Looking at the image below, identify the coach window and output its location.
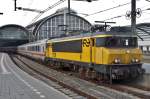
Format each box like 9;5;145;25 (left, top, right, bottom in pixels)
37;46;39;52
31;46;33;51
30;46;31;51
35;46;36;51
29;46;31;51
29;47;30;51
40;46;42;52
39;46;41;52
36;46;38;51
35;46;37;51
34;46;35;51
42;46;44;52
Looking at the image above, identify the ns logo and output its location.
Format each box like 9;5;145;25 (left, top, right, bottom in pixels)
82;39;91;47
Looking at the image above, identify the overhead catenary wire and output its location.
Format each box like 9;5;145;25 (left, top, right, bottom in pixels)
85;2;130;17
103;14;125;21
85;0;140;17
145;0;150;2
19;0;34;23
30;0;66;24
102;0;150;22
137;10;150;21
102;7;150;22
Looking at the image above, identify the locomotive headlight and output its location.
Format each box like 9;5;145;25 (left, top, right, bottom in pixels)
114;58;121;64
131;58;139;63
131;58;136;63
135;59;139;63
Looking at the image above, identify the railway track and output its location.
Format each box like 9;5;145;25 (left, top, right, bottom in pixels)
10;54;150;99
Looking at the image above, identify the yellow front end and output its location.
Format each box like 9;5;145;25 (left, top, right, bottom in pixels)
93;47;144;79
100;48;142;65
93;35;144;79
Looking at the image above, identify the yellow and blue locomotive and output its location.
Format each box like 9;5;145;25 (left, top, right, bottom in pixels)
45;30;144;81
18;27;144;82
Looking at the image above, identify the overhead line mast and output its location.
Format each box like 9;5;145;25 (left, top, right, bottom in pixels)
131;0;136;35
14;0;17;11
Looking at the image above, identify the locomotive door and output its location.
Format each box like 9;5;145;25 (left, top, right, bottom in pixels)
91;38;96;63
82;38;95;64
46;43;52;57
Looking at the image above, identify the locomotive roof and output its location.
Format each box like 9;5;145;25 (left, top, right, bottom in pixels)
47;26;136;42
48;32;136;43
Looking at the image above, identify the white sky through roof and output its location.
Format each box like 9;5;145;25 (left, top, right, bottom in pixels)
0;0;149;27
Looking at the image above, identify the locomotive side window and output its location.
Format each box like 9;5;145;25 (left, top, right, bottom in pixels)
52;40;82;52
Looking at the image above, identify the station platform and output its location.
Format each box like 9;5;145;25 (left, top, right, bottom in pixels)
0;53;70;99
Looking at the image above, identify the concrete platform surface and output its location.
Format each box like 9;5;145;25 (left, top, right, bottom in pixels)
0;53;71;99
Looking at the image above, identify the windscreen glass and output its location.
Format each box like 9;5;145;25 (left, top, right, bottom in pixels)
96;36;137;48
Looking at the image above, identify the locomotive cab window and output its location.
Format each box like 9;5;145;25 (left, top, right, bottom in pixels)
96;37;137;48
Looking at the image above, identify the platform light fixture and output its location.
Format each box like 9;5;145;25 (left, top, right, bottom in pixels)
145;0;150;2
74;0;98;2
146;8;150;10
16;7;44;13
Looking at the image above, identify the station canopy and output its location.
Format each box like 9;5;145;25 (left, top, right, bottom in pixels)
26;7;92;41
0;24;29;47
136;23;150;41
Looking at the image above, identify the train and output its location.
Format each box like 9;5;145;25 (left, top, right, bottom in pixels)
17;27;145;82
